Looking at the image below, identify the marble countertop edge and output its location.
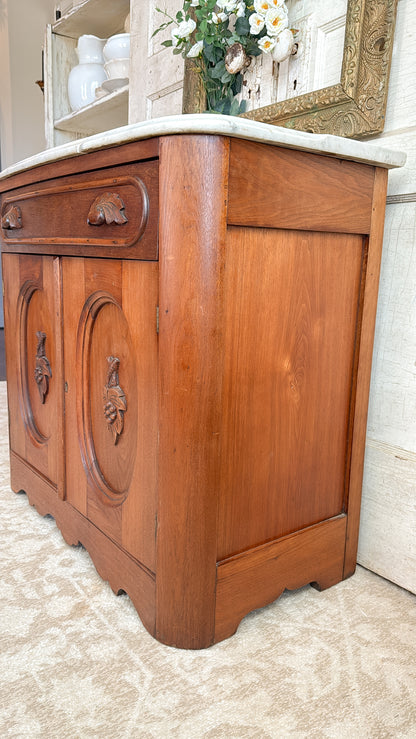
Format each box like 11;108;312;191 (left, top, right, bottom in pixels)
0;114;407;180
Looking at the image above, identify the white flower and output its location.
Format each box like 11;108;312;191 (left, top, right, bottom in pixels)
217;0;239;10
171;28;180;46
269;0;287;8
212;11;228;23
249;12;265;34
190;0;200;5
254;0;272;16
236;1;246;17
173;17;197;42
187;40;204;57
265;8;288;36
258;35;276;52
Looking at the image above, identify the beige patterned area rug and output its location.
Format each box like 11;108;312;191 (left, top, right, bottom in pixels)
0;381;415;738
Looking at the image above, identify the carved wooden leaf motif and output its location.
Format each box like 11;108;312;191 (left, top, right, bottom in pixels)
2;205;22;230
87;192;128;226
34;331;52;404
103;356;127;445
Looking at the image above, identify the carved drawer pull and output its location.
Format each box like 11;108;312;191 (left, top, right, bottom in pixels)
103;356;127;445
34;331;52;404
87;192;128;226
2;205;22;230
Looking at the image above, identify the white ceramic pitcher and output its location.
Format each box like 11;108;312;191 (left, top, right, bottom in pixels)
68;34;106;111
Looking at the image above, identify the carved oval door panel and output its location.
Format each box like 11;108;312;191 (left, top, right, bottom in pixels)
22;288;54;444
2;254;61;488
64;257;158;569
78;293;138;504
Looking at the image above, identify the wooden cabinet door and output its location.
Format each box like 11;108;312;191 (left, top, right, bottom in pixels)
62;257;158;571
2;254;64;492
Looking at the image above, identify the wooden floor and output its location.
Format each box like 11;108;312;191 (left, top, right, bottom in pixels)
0;329;5;381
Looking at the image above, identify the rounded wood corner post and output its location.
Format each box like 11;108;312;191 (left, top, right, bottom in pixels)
156;134;230;649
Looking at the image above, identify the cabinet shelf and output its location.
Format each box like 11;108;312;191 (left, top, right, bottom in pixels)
53;0;129;39
54;85;129;136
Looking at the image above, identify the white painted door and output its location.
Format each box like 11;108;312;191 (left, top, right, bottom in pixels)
129;0;184;123
239;0;348;112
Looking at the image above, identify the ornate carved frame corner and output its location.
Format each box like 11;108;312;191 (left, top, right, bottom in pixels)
183;0;398;140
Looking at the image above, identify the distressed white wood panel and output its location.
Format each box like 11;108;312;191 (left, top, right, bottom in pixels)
312;14;346;90
129;0;183;123
382;0;416;133
240;0;347;111
54;86;129;135
52;0;129;38
45;27;78;147
147;86;183;120
366;201;416;452
358;441;416;594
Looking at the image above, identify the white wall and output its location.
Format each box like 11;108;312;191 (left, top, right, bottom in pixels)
357;0;416;594
0;0;55;170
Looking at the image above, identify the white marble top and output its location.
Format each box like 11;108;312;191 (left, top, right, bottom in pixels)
0;114;406;180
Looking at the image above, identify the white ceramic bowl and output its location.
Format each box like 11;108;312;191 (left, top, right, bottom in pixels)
104;58;129;80
103;33;130;61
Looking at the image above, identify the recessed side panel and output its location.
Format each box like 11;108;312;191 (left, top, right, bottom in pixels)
218;227;365;560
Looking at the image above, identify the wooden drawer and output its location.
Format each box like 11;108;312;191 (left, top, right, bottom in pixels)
0;160;159;260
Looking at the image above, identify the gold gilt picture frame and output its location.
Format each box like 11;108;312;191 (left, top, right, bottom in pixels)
183;0;398;139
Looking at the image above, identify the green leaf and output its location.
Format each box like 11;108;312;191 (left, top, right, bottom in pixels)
203;43;217;63
235;17;250;36
210;60;226;80
161;40;173;47
221;69;232;83
230;98;241;116
231;72;243;95
151;19;173;38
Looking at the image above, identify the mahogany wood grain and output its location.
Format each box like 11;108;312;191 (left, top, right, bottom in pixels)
156;135;229;649
9;451;156;638
215;515;347;644
0;138;160;193
343;167;389;577
1;133;391;648
217;227;364;559
2;253;64;492
63;257;158;571
0;161;159;261
228;139;375;234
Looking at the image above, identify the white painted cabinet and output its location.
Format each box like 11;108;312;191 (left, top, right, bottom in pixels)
45;0;130;147
44;0;185;147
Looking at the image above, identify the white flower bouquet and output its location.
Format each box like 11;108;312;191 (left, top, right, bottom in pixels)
154;0;295;114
